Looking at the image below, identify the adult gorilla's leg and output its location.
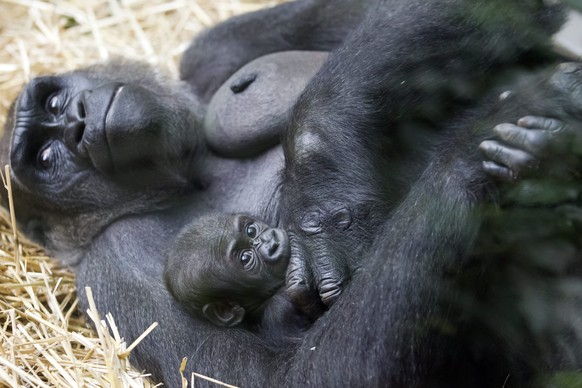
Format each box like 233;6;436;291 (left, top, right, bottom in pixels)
180;0;371;102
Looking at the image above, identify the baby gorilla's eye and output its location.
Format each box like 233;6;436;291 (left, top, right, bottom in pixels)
240;250;254;266
245;223;258;238
46;93;60;115
38;144;53;170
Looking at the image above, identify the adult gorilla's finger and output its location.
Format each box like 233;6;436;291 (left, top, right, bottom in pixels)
479;140;538;176
312;258;347;307
518;116;565;132
286;253;324;320
518;116;574;154
482;161;517;182
493;123;549;156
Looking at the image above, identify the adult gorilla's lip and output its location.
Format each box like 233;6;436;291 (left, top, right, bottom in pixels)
78;82;124;174
100;84;124;172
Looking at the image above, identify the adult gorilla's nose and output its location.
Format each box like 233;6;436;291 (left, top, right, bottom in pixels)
66;84;122;173
64;93;87;157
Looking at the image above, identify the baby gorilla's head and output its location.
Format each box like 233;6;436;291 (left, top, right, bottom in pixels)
164;213;291;327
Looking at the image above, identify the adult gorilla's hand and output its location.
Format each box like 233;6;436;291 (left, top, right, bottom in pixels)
480;63;582;182
285;232;327;320
292;207;355;307
480;116;577;181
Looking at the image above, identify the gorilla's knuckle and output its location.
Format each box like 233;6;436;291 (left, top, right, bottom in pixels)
525;132;548;154
489;145;504;160
319;279;343;306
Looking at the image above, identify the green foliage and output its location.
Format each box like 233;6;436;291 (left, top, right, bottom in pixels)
562;0;582;12
541;372;582;388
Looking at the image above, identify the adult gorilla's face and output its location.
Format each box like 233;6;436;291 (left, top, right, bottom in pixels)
0;60;206;255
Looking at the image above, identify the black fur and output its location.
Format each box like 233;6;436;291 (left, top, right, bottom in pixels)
0;0;574;387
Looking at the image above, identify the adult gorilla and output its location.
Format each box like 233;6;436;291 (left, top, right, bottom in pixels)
0;0;572;387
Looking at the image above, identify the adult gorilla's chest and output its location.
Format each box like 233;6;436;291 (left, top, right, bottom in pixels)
195;145;284;220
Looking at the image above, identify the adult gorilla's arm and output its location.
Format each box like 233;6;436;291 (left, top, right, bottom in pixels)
180;0;370;102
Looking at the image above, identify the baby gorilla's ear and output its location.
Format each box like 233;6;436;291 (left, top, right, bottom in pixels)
202;302;245;327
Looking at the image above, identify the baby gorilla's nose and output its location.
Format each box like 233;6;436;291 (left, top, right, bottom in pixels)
260;229;280;260
258;228;290;265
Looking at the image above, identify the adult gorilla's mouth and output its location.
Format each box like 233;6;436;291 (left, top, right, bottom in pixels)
96;82;168;177
104;84;125;131
76;82;125;175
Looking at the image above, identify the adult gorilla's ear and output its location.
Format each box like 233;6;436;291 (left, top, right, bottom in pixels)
202;302;245;327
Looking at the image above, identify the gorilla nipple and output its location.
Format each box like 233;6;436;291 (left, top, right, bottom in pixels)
230;73;257;94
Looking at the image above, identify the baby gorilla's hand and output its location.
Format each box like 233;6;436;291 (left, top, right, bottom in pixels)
480;115;577;182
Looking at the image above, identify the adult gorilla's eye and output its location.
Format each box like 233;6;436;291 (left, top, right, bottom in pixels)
240;250;254;267
245;224;258;238
38;144;53;170
46;93;60;115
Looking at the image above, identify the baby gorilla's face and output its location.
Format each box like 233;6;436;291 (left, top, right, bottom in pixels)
218;215;291;280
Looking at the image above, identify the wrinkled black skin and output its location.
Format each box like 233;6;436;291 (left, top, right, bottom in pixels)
164;213;318;349
0;0;573;387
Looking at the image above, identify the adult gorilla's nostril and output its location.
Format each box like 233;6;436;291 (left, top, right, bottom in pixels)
230;72;257;94
77;98;86;120
64;94;87;155
72;99;87;144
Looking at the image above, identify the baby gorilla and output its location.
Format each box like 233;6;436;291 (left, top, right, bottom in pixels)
164;213;324;348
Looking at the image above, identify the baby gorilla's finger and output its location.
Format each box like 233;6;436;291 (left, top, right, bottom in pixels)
482;160;516;182
479;140;538;177
493;123;549;156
